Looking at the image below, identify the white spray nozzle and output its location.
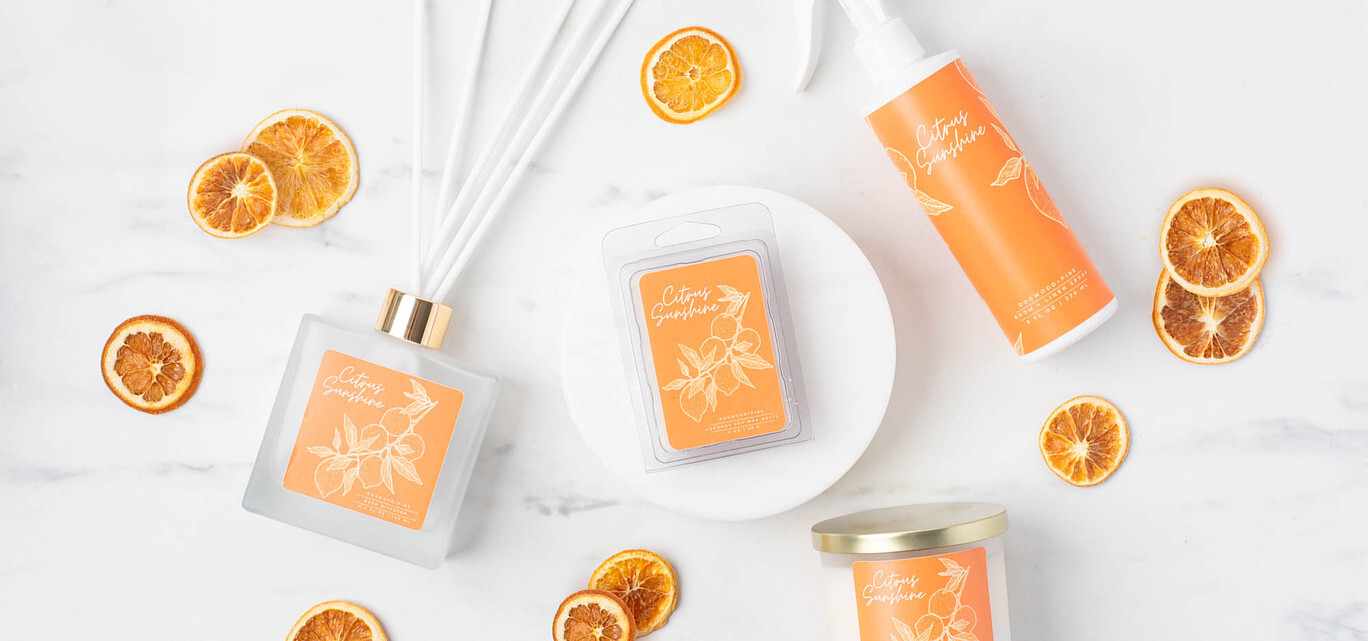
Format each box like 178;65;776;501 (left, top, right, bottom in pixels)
835;0;890;35
834;0;927;82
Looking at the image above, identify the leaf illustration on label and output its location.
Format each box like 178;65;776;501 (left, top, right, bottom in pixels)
306;445;336;457
892;617;916;641
1024;162;1068;228
342;415;358;451
990;156;1023;186
677;359;690;378
410;379;427;399
734;352;774;370
679;343;702;371
1014;333;1024;355
704;378;718;410
380;455;394;493
390;452;421;485
332;429;341;452
990;123;1017;153
341;467;359;495
663;378;688;391
886;147;954;216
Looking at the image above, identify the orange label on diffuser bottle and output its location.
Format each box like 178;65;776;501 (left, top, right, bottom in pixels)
282;350;464;530
636;253;786;450
869;58;1113;355
852;547;993;641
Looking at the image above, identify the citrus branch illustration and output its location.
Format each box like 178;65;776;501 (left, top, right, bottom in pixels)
886;147;953;215
661;285;773;422
890;558;979;641
309;379;434;498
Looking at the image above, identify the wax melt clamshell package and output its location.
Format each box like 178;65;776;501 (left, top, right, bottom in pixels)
603;203;812;471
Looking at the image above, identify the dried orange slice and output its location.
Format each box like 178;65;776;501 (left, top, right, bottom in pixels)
1160;188;1269;296
641;26;740;124
1039;396;1129;487
287;601;386;641
187;152;277;238
1153;270;1263;364
553;590;636;641
588;549;678;636
100;315;202;414
243;109;358;227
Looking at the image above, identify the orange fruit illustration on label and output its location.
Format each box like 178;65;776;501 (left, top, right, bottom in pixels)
553;590;636;641
661;285;772;423
588;549;679;636
952;605;977;633
986;123;1066;227
1039;395;1129;487
641;26;739;125
886;147;953;215
928;588;957;618
1160;188;1269;297
891;557;980;641
305;379;433;498
915;614;945;639
287;601;386;641
242;109;358;227
1153;270;1263;364
100;315;203;414
710;313;739;340
187;152;277;238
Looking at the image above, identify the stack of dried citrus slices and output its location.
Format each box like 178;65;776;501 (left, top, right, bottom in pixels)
1153;188;1270;364
553;549;679;641
187;109;358;238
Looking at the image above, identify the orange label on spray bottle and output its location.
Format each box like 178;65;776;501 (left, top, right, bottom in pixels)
852;546;993;641
869;58;1113;356
636;253;787;450
282;350;464;530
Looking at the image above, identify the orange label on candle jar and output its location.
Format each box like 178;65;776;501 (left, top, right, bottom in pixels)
636;253;786;450
282;350;464;530
869;58;1113;356
852;547;993;641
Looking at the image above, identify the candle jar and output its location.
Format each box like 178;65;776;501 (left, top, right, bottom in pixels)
812;503;1011;641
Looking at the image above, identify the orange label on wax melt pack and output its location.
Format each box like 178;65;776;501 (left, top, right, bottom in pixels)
869;58;1113;355
637;253;786;450
282;350;464;530
852;547;993;641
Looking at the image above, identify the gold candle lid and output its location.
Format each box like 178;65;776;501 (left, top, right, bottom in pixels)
375;289;452;350
811;503;1008;555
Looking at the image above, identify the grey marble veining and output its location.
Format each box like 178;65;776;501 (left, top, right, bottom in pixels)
1;0;1366;639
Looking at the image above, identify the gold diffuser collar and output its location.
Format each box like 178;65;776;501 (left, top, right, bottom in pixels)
376;289;452;349
812;503;1008;555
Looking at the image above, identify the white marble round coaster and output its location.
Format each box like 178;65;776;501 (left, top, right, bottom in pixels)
560;185;895;521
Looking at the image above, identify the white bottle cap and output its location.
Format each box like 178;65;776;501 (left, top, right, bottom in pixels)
852;17;927;82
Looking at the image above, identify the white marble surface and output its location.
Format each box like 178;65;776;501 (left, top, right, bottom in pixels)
2;0;1366;639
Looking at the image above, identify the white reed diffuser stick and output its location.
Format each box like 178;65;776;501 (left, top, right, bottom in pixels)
432;0;493;226
410;0;428;291
430;0;636;301
422;0;577;275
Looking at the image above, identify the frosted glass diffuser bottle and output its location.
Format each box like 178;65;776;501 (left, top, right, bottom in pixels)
243;290;499;568
838;0;1116;360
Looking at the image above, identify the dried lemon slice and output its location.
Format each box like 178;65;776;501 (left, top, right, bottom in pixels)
588;549;678;635
1153;270;1263;364
641;27;740;124
1039;396;1129;487
287;601;386;641
553;590;636;641
1160;188;1269;296
187;152;277;238
243;109;358;227
100;315;202;414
